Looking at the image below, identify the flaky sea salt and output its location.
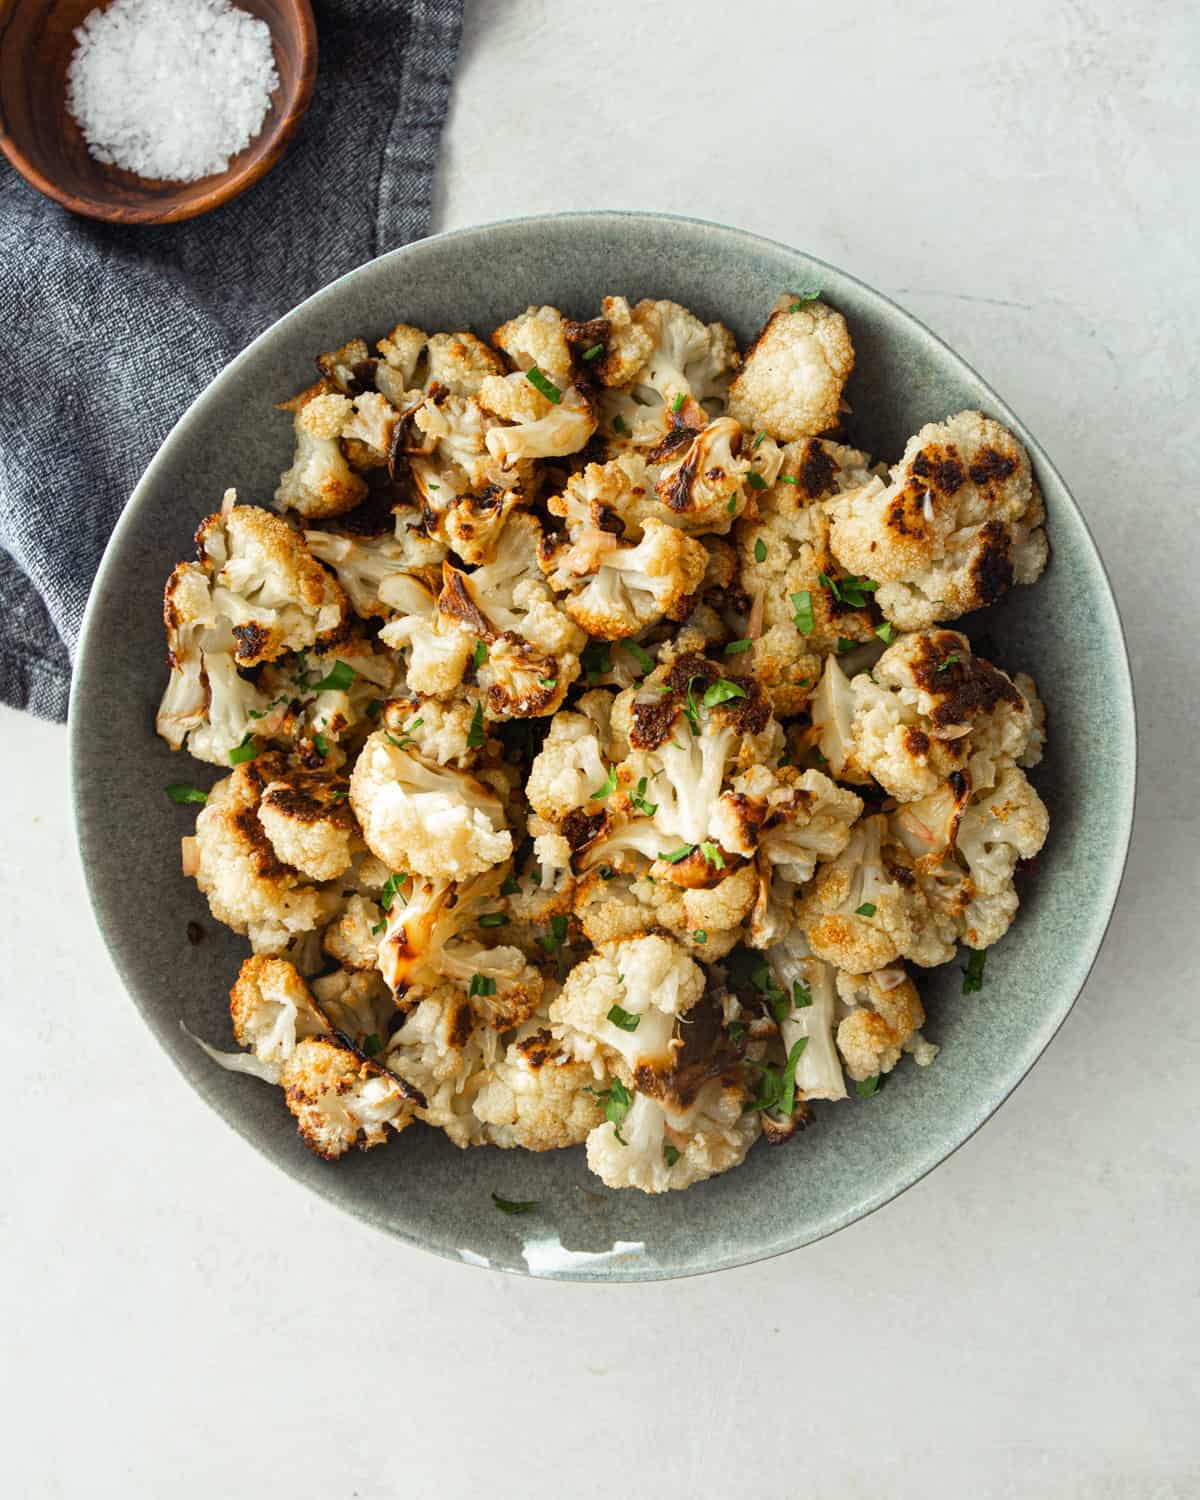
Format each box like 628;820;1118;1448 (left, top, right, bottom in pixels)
66;0;279;183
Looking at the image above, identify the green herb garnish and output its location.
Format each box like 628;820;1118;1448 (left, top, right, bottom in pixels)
467;701;485;748
228;734;257;766
746;472;768;491
469;973;498;998
663;1144;681;1167
693;929;708;944
792;980;812;1009
936;654;961;673
590;765;618;801
658;845;694;864
630;776;658;817
724;638;752;655
607;1004;640;1032
582;343;605;361
701;677;746;709
613;414;627;434
752;430;767;448
166;783;208;805
478;912;508;928
525;365;562;404
875;622;895;644
500;872;522;897
309;660;354;693
380;873;408;912
754;537;767;562
472;639;487;668
492;1192;538;1215
962;948;986;994
788;289;821;309
671;391;685;413
791;589;814;635
313;731;329;756
621;640;655;676
855;1075;882;1098
855;902;877;917
699;841;725;869
361;1033;383;1057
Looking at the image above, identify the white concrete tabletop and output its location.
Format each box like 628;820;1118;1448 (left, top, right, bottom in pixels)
3;1;1197;1494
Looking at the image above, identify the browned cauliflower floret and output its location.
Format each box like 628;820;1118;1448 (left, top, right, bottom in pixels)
727;294;855;441
473;1027;605;1150
540;517;708;639
834;967;933;1082
349;730;512;881
828;411;1048;628
796;813;955;973
592;295;656;387
654;417;782;533
385;986;499;1146
711;765;863;882
425;331;507;395
229;955;331;1074
492;304;575;386
376;322;427;401
190;758;337;953
321;893;384;971
275;389;369;518
478;371;596;464
304;527;447;617
377;573;474;697
257;770;356;882
281;1035;421;1159
627;298;740;408
525;711;613;821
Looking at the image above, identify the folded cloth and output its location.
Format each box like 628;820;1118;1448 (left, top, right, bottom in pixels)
0;0;463;722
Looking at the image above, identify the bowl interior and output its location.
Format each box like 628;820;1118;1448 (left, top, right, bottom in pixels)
0;0;314;224
70;213;1135;1280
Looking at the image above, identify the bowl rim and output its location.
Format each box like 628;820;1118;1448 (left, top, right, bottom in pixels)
0;0;318;225
69;210;1138;1280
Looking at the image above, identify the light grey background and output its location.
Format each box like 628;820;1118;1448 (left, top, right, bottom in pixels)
3;0;1197;1494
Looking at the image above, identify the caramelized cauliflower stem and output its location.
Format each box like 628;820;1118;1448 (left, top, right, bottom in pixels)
158;291;1052;1188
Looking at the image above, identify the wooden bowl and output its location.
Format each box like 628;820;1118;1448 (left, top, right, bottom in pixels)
0;0;317;225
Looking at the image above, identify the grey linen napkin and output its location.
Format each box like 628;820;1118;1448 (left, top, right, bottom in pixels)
0;0;463;721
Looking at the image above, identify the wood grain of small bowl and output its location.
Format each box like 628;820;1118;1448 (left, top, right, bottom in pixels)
0;0;317;225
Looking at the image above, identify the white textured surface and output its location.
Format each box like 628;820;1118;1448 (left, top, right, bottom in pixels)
4;0;1198;1494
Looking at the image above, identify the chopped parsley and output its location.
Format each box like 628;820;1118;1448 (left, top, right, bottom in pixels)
313;731;329;757
748;1037;808;1115
792;980;812;1009
788;289;821;309
525;364;561;404
621;639;655;676
778;474;799;485
693;929;708;944
468;973;498;998
500;872;522;897
472;639;487;668
837;637;856;654
581;641;612;682
309;660;355;693
590;1078;633;1141
875;621;896;644
607;1004;640;1032
724;638;753;655
537;677;557;689
166;783;207;805
855;1075;882;1098
699;841;725;869
370;919;386;936
361;1033;383;1057
728;1020;746;1048
962;948;987;994
491;1192;538;1215
855;902;877;917
752;430;767;448
228;734;257;766
467;701;485;748
754;537;767;562
582;343;605;361
658;845;694;864
820;571;878;608
726;497;737;514
478;912;508;928
936;654;961;673
671;391;685;413
366;697;384;718
746;472;768;491
663;1144;681;1167
590;766;618;801
379;872;408;912
612;413;627;434
630;776;658;817
791;589;814;635
701;677;746;709
539;914;569;954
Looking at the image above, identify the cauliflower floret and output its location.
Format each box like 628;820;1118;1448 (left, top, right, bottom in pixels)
252;640;397;768
551;934;705;1074
425;330;507;396
340;392;400;468
653;417;781;533
541;517;708;640
157;561;227;750
727;294;854;441
712;766;863;882
955;763;1049;898
309;968;395;1048
828;411;1048;628
835;966;932;1083
586;1078;758;1194
380;694;479;767
304;527;447;618
349;731;512;881
592;295;656;387
491;305;576;387
257;771;356;882
765;930;847;1102
321;893;385;971
547;452;663;543
229;955;331;1077
280;1035;420;1159
627;298;740;408
1013;671;1046;770
386;987;499;1147
377;574;474;697
796;813;955;973
478;372;597;464
376;321;427;399
191;759;336;952
473;1026;605;1150
378;870;543;1021
275;390;369;518
525;712;612;820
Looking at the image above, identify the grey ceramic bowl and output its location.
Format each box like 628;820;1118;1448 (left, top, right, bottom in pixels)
70;212;1135;1281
